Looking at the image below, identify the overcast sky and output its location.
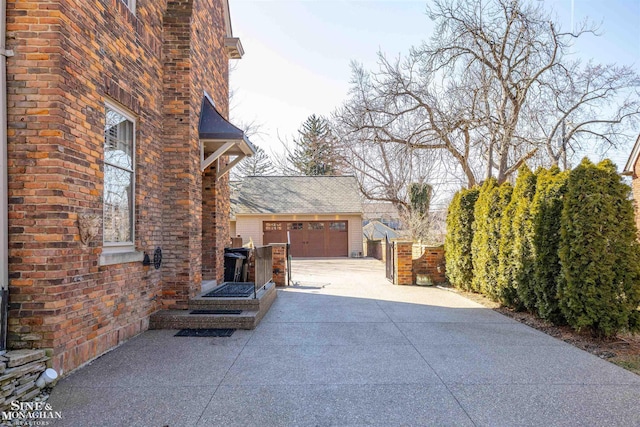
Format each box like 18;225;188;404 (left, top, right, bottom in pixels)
228;0;640;171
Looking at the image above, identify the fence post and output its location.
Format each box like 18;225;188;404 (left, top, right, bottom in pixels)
270;243;288;287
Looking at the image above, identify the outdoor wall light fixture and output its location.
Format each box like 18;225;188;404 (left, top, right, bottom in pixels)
142;248;162;269
153;247;162;269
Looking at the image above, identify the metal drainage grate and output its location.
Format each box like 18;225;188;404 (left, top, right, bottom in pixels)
174;329;235;337
189;309;243;315
203;283;255;298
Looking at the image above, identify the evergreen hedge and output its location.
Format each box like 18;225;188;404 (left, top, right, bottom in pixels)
472;179;512;299
530;166;568;324
497;165;536;309
445;187;480;291
558;159;640;337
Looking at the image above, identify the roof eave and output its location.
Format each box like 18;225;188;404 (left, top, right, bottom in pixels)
623;134;640;175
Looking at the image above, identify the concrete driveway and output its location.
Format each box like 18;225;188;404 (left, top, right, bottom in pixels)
48;258;639;426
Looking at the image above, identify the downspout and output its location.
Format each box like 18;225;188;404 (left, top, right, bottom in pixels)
0;0;13;352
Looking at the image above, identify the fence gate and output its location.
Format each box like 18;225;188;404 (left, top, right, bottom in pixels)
385;234;394;283
254;246;273;292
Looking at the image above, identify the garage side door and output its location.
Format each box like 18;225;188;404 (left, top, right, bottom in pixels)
327;221;348;257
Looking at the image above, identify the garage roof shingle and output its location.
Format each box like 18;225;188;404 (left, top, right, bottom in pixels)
232;176;363;215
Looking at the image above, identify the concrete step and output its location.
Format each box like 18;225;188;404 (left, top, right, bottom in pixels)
149;309;258;330
188;282;275;311
150;281;277;330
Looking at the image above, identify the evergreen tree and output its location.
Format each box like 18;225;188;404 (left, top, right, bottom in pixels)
445;187;480;291
233;145;276;178
530;166;568;323
406;182;433;242
472;179;512;298
289;115;341;176
558;158;640;337
497;165;536;309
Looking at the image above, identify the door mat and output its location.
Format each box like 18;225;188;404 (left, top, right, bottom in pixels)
174;329;235;337
203;283;255;298
189;309;243;315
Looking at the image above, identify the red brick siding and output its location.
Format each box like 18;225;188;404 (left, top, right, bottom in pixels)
6;0;232;374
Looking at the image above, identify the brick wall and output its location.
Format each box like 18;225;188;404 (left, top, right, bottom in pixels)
6;0;232;374
391;242;446;286
411;245;446;285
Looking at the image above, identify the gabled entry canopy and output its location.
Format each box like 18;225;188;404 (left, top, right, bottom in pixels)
199;93;255;176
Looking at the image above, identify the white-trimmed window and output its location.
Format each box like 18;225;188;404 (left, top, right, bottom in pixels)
103;102;135;251
120;0;136;13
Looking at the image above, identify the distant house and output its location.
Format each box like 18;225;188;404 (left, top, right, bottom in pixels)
623;134;640;232
362;220;404;260
231;176;363;257
363;220;403;241
363;202;403;230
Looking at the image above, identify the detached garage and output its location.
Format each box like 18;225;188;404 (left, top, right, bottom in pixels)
230;176;363;258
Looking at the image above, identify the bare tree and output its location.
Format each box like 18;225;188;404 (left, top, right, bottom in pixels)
333;115;449;240
533;61;640;168
336;0;640;187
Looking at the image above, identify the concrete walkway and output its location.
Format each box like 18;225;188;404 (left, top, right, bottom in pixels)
48;258;639;426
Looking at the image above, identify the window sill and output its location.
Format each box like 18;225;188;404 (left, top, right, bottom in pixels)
99;250;144;266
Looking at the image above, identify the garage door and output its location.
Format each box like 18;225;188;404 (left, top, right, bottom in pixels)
263;221;348;257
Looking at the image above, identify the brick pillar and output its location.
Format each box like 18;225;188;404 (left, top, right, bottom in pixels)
394;241;413;285
271;244;287;287
161;0;202;309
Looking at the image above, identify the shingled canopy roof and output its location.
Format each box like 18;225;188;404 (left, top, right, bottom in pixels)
198;93;255;175
232;176;363;215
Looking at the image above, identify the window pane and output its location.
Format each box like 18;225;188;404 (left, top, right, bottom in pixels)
287;222;303;230
105;108;133;170
308;222;324;230
265;222;281;231
330;222;346;231
104;164;132;243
